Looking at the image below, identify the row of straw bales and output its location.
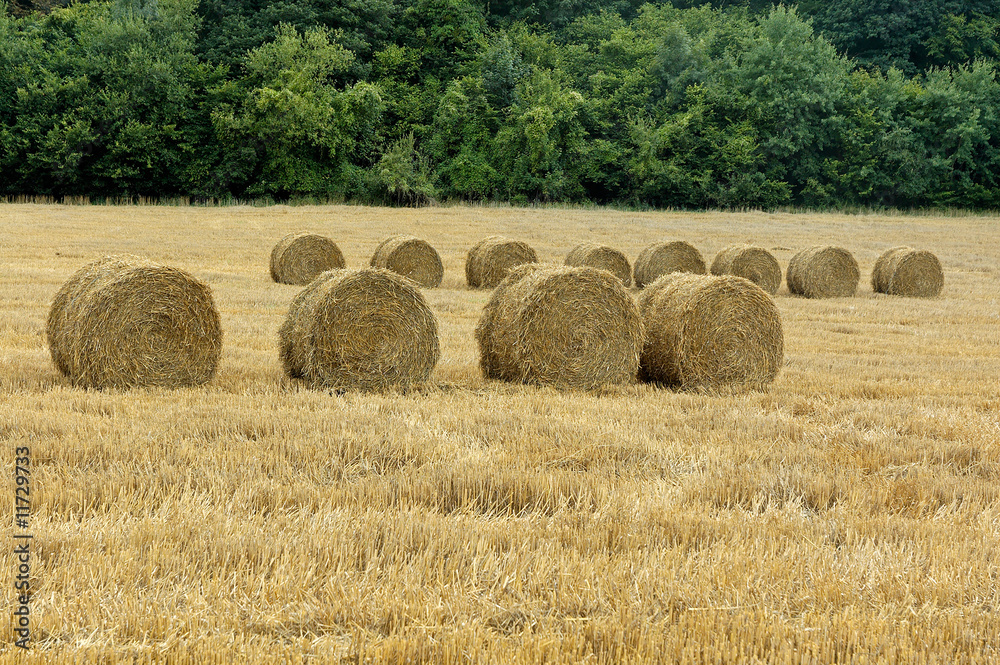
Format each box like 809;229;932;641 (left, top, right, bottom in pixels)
45;256;778;393
477;266;782;392
270;231;942;300
46;241;942;392
466;238;940;300
271;232;443;288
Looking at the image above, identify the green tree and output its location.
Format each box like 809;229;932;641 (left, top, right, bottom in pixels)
626;85;788;208
195;0;399;79
708;6;851;202
212;24;383;198
370;132;437;205
426;75;501;199
497;68;588;201
801;0;1000;74
0;0;219;198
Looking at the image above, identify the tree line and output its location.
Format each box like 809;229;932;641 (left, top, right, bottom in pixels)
2;0;1000;208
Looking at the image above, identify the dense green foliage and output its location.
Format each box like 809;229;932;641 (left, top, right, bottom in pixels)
2;0;1000;208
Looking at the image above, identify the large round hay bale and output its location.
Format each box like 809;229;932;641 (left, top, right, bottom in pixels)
710;245;782;295
475;265;643;389
786;245;859;298
564;242;632;286
370;235;443;288
871;246;943;297
465;236;538;289
46;255;222;389
270;232;346;285
475;263;545;382
278;268;439;391
638;273;783;391
633;240;706;288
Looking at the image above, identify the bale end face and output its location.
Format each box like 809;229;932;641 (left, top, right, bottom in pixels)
710;246;782;295
271;232;345;285
47;255;222;389
370;235;444;288
466;236;538;289
280;268;440;391
565;243;632;286
872;246;943;297
638;273;783;391
477;264;643;390
786;245;859;299
633;240;706;288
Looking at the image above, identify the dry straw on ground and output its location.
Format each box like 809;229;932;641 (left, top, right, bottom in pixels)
279;268;439;391
710;245;782;295
564;242;633;286
638;273;783;391
633;240;706;288
475;264;643;389
465;235;538;288
270;232;346;285
370;234;444;288
46;254;222;389
786;245;859;298
871;246;944;297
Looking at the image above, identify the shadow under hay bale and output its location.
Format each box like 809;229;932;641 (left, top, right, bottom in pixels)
786;245;859;298
466;236;538;289
638;273;783;391
710;245;782;295
633;240;706;288
565;242;632;286
475;264;643;390
370;235;444;288
47;255;222;389
871;246;944;297
279;268;439;391
270;232;345;285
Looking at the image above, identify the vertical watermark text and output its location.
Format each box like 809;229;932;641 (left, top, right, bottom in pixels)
13;445;31;650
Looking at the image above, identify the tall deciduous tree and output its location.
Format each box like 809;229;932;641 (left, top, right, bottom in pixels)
211;24;383;198
0;0;218;197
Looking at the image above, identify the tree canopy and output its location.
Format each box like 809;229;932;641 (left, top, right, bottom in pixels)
2;0;1000;208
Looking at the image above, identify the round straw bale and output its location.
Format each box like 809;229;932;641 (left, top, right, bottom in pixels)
46;255;222;389
278;268;439;391
270;232;345;285
466;236;538;289
475;263;545;381
633;240;706;288
565;242;632;286
786;245;859;298
370;235;443;288
871;246;943;297
710;245;782;295
475;265;643;389
638;273;783;391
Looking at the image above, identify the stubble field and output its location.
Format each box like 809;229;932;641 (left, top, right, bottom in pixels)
1;203;998;663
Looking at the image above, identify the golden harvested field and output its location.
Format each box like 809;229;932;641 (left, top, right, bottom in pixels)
1;203;999;663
